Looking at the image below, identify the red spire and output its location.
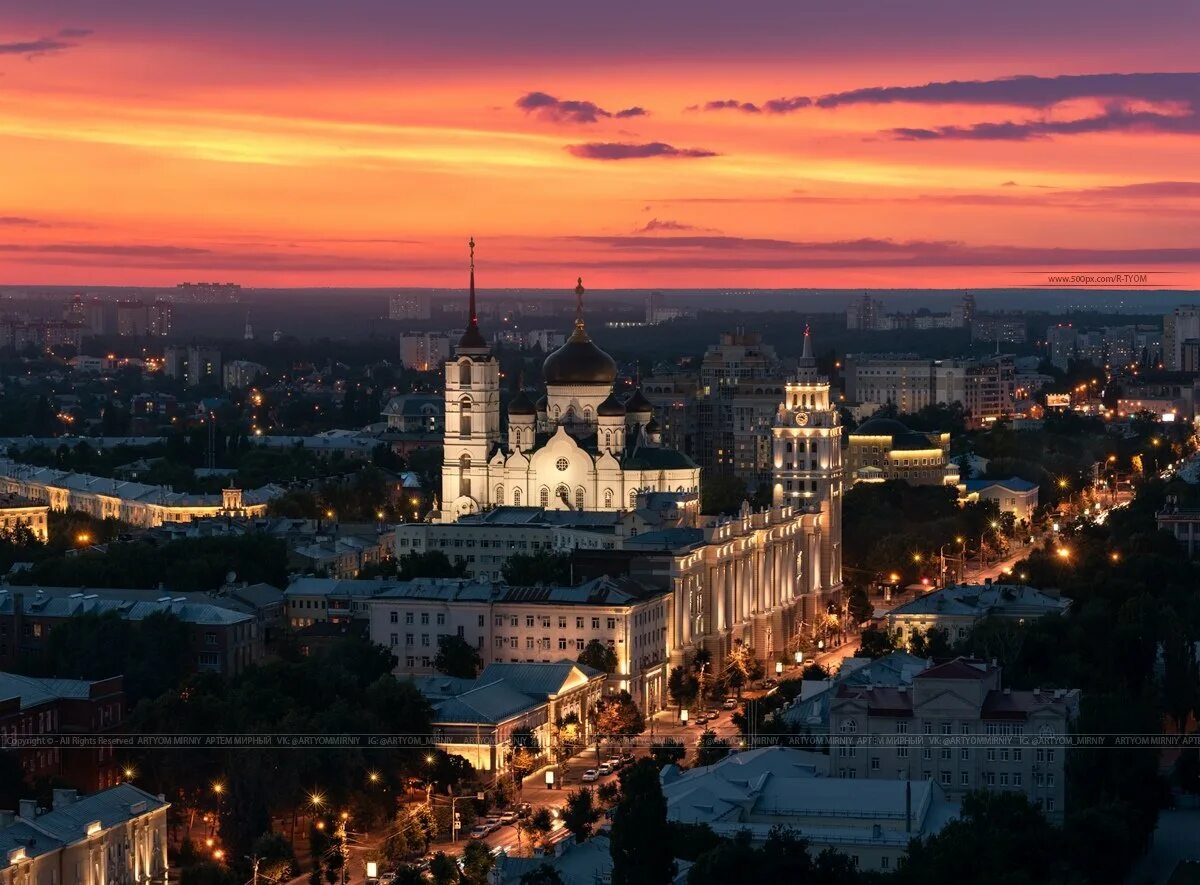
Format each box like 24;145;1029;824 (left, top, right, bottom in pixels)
468;237;477;329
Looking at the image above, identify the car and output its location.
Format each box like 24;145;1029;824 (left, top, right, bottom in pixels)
378;873;397;885
485;816;501;829
723;697;737;710
582;769;599;782
469;825;489;839
499;811;517;825
597;763;613;776
619;752;634;765
605;757;622;770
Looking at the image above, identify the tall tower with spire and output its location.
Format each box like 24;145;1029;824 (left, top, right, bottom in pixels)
772;324;843;624
439;238;501;521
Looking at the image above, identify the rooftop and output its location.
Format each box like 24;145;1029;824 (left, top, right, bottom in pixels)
887;583;1069;619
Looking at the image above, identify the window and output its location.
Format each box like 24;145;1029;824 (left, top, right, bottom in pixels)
558;617;567;629
607;617;616;629
895;722;908;734
986;748;996;762
556;457;569;471
526;637;534;649
558;638;567;650
839;720;858;734
421;613;430;625
575;487;585;510
960;748;969;761
1012;773;1022;786
526;615;535;627
870;757;880;770
960;771;970;786
922;748;932;761
999;772;1009;786
421;635;429;646
495;615;504;626
592;618;600;629
897;746;909;759
459;361;471;386
436;613;445;625
478;615;485;627
389;611;398;624
576;639;585;650
405;633;414;646
460;399;473;436
940;771;951;785
576;617;584;629
513;488;522;506
604;488;614;508
540;487;550;508
629;489;637;508
495;485;504;505
405;612;414;624
389;634;398;647
1046;799;1055;813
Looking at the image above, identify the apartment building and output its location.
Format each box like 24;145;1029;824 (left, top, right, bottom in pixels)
886;582;1070;646
367;576;672;711
0;785;169;885
829;658;1079;822
0;493;49;542
845;417;953;486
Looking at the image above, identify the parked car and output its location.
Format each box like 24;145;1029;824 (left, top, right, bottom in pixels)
597;763;613;776
499;811;517;825
378;873;397;885
605;757;622;770
619;752;634;766
582;769;599;782
469;825;489;839
485;816;501;829
723;697;737;710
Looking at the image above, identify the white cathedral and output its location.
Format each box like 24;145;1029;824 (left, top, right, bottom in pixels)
437;243;701;522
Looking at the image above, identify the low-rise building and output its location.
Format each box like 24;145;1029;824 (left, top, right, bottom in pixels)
0;586;266;677
829;658;1078;822
660;747;957;873
0;493;49;542
414;660;606;773
886;581;1069;646
0;784;169;885
0;673;125;792
845;417;954;486
285;576;399;627
780;652;932;735
962;477;1039;525
0;461;279;528
368;576;671;711
1156;503;1200;557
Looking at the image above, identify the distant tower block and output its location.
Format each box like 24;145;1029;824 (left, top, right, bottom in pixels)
244;313;255;341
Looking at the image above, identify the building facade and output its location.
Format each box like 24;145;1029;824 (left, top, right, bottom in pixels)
829;658;1078;822
438;246;699;522
846;418;953;486
0;494;49;542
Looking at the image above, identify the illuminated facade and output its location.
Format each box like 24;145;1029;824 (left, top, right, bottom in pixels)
438;242;699;522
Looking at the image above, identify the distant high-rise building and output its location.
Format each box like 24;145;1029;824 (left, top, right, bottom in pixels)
1046;324;1077;371
846;293;883;330
175;282;242;303
244;312;255;341
400;332;452;371
164;345;222;386
389;292;432;321
116;299;148;336
971;314;1027;345
1163;305;1200;371
951;292;976;328
644;291;690;325
64;294;85;326
148;298;172;337
81;298;111;336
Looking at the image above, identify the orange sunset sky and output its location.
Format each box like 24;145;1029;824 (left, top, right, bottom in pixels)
2;1;1199;289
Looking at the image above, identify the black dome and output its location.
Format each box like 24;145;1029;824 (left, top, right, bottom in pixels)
458;325;487;350
598;393;627;417
508;390;535;416
852;417;911;437
543;328;617;386
535;395;548;413
624;388;653;414
645;416;661;433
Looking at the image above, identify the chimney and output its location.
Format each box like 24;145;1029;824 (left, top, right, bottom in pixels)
52;789;78;810
0;810;14;828
18;799;38;820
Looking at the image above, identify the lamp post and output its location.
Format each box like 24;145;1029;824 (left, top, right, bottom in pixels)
774;661;784;677
679;708;689;726
794;650;803;666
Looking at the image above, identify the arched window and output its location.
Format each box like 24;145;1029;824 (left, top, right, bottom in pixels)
513;488;522;506
603;488;614;508
604;430;612;449
839;719;858;734
629;489;637;508
540;487;549;508
575;487;585;510
553;405;561;419
459;454;471;497
583;406;593;420
555;484;569;507
494;485;504;505
458;361;471;386
460;398;472;436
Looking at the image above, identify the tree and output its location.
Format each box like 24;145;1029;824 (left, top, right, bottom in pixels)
700;473;749;515
518;866;564;885
502;550;572;585
694;730;730;767
433;634;482;679
397;550;469;580
562;787;602;843
528;808;554;848
589;691;645;757
427;853;458;885
649;739;686;768
799;663;830;681
847;587;873;625
610;759;676;885
459;841;495;885
856;625;896;659
667;666;698;711
578;639;618;673
908;626;953;658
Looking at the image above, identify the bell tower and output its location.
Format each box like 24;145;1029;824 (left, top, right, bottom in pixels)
439;238;501;521
772;325;843;594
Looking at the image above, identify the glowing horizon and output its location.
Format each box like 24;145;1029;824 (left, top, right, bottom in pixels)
2;2;1199;289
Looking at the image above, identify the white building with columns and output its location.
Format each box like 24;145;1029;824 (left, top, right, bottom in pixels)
438;245;699;522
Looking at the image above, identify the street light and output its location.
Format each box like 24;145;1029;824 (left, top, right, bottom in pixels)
794;650;803;665
775;661;784;676
680;708;689;725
